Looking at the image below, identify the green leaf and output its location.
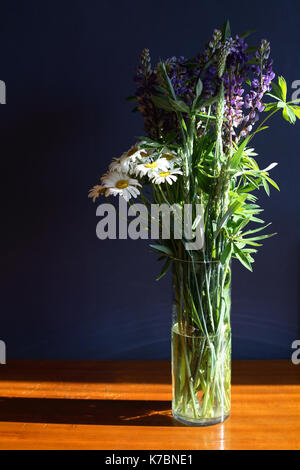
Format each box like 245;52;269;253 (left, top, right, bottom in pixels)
200;95;218;108
160;62;177;101
196;169;214;193
154;85;168;94
192;214;202;230
156;257;171;281
215;196;247;239
240;232;277;242
271;81;284;101
262;178;270;196
263;103;278;112
192;78;204;110
150;244;173;257
231;136;250;169
262;162;278;172
195;112;216;120
242;223;272;237
250;216;265;224
221;19;231;39
151;95;174;111
170;99;190;113
125;95;138;102
240;29;255;39
196;78;203;98
165;129;177;143
283;105;296;124
236;239;262;247
290;105;300;119
220;241;233;265
277;101;286;109
278;76;287;102
233;243;253;271
264;175;280;191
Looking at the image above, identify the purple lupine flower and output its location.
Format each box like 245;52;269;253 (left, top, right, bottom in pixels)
133;31;275;145
134;49;178;139
237;38;275;141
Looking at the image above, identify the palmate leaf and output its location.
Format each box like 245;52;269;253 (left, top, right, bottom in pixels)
271;79;285;101
263;103;278;112
278;76;287;102
282;105;296;124
265;76;300;124
290;105;300;119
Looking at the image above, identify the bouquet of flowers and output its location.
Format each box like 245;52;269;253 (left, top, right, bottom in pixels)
89;21;299;425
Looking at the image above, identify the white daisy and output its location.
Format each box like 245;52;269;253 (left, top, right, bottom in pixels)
109;146;153;174
125;145;141;160
160;151;182;168
123;145;152;162
150;168;183;185
109;155;132;173
134;158;170;178
101;171;141;201
88;184;104;202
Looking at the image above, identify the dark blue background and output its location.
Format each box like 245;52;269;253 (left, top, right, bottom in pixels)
1;0;299;359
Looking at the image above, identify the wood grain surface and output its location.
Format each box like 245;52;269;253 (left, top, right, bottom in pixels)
0;360;299;450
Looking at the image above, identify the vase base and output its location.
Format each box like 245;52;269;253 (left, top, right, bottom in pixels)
172;410;230;427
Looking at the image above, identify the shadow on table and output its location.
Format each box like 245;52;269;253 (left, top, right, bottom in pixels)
0;397;188;427
0;360;299;385
0;360;171;384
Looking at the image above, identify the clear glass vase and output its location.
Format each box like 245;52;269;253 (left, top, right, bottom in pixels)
171;259;231;426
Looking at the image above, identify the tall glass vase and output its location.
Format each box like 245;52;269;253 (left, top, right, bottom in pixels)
171;259;231;426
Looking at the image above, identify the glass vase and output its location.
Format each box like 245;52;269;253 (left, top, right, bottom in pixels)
171;259;231;426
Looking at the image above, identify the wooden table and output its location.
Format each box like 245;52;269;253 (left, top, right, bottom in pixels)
0;360;299;450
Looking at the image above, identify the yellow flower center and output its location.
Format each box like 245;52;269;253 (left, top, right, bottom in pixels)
127;146;138;157
159;171;170;177
116;179;129;189
162;153;174;161
145;162;157;168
